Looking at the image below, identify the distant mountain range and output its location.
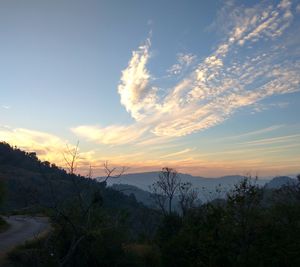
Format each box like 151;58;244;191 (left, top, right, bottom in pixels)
103;172;298;205
103;172;269;192
99;172;268;203
264;176;297;189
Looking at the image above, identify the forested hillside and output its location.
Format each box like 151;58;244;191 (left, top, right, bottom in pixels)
0;142;160;266
0;142;147;213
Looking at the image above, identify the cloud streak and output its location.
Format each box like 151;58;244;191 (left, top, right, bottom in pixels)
71;124;148;145
239;134;300;146
0;126;70;164
219;125;284;140
2;124;298;177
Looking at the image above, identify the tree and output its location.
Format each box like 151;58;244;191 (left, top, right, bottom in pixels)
178;182;199;216
150;167;181;214
226;177;263;265
0;180;5;207
62;141;80;175
101;161;127;183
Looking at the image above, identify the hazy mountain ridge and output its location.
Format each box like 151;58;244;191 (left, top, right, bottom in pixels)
110;184;154;208
104;172;270;192
106;172;297;205
264;176;297;189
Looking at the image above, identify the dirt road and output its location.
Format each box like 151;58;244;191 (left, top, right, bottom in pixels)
0;215;50;256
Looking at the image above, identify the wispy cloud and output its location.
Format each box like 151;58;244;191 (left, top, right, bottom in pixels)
1;105;11;109
71;124;148;145
135;135;176;147
73;0;300;145
208;143;300;155
239;134;300;146
251;102;289;113
0;125;100;171
0;126;69;163
167;53;196;75
220;125;284;140
2;124;298;177
159;148;193;159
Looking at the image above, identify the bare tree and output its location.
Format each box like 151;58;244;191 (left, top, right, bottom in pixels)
178;182;199;215
62;141;80;175
62;141;85;211
150;167;181;214
53;142;106;266
101;161;127;183
150;183;168;215
86;165;93;179
22;141;130;266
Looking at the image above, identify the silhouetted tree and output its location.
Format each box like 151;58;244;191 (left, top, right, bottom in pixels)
0;180;5;206
150;167;181;214
178;182;199;215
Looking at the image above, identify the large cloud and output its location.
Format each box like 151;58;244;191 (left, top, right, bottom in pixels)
117;38;158;121
74;0;300;144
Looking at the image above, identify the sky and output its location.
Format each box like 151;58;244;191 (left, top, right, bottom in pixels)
1;0;300;178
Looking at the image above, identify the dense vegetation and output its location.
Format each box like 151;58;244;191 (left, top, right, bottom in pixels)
0;178;9;232
0;142;160;266
1;142;300;267
156;178;300;267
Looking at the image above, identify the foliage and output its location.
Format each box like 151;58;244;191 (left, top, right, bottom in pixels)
150;167;181;215
178;182;198;216
1;142;300;266
150;168;199;215
155;177;300;267
0;142;160;266
0;216;9;233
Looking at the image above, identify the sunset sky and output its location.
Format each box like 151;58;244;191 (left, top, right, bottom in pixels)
1;0;300;177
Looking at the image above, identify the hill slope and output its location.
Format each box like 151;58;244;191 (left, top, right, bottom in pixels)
0;142;148;215
265;176;297;189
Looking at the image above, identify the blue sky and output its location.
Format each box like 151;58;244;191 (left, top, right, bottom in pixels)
1;0;300;177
